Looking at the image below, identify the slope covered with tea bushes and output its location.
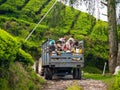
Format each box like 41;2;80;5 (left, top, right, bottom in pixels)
1;0;120;89
0;29;45;90
0;0;118;71
0;0;110;68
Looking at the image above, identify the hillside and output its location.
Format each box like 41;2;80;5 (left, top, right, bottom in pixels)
1;0;120;90
0;29;45;90
1;0;119;71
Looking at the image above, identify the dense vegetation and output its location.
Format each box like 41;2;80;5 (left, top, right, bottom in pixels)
0;0;120;89
0;29;45;90
0;0;109;64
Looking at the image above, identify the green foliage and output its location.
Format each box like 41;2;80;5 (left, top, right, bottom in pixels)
8;62;46;90
0;0;117;72
113;72;120;90
73;13;95;35
64;6;79;29
1;1;120;89
26;65;45;84
16;49;34;65
84;41;109;71
38;0;56;18
0;0;5;4
83;66;102;74
0;78;9;90
83;73;114;81
84;21;109;70
0;62;45;90
0;29;45;90
83;73;115;90
20;40;41;60
90;20;108;42
22;0;45;13
0;0;25;13
0;29;19;67
46;2;66;28
0;3;17;13
0;15;48;42
22;0;48;22
105;77;115;90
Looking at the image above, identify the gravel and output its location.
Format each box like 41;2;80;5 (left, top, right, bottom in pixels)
41;75;107;90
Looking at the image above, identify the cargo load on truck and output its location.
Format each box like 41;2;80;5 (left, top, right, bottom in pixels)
48;36;83;57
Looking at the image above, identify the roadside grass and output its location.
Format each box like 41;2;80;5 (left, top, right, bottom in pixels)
82;66;116;90
83;72;115;90
66;73;115;90
83;73;113;81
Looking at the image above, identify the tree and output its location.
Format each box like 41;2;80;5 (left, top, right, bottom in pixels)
108;0;118;73
66;0;119;73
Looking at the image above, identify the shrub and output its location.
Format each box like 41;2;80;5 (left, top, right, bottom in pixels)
22;0;44;13
0;4;17;13
8;62;45;90
83;66;102;74
0;78;9;90
0;0;25;12
20;40;41;60
0;29;19;67
73;13;94;35
90;20;108;42
113;71;120;90
16;48;34;65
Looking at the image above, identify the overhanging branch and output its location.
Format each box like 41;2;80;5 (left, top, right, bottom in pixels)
102;13;108;16
101;1;107;6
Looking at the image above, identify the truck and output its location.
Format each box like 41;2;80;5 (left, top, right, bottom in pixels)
39;39;84;80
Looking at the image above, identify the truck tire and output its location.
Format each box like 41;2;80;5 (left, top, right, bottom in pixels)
36;58;42;74
73;68;81;79
44;68;53;80
40;68;44;76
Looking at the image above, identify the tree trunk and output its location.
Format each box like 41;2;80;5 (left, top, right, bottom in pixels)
108;0;118;73
117;43;120;65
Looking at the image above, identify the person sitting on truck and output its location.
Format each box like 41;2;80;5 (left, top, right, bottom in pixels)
58;36;66;43
49;39;56;52
74;41;79;47
79;46;83;54
68;35;75;43
63;39;74;52
72;41;79;53
49;39;55;46
56;40;63;51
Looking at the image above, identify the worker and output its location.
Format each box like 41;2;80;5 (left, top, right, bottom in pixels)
67;35;75;43
63;39;74;52
49;39;56;52
58;36;66;43
56;40;63;51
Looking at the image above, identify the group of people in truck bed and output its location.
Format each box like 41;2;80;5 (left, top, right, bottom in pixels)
49;35;83;54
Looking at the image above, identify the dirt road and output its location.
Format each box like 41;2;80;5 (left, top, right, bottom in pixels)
41;75;107;90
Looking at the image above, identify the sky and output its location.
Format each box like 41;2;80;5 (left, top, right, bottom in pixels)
60;0;120;23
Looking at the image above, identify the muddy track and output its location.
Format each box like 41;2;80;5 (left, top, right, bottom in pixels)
41;75;107;90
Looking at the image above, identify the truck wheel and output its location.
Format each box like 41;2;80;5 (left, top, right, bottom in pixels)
73;68;81;79
40;68;44;76
36;58;42;75
44;68;53;80
38;58;42;74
